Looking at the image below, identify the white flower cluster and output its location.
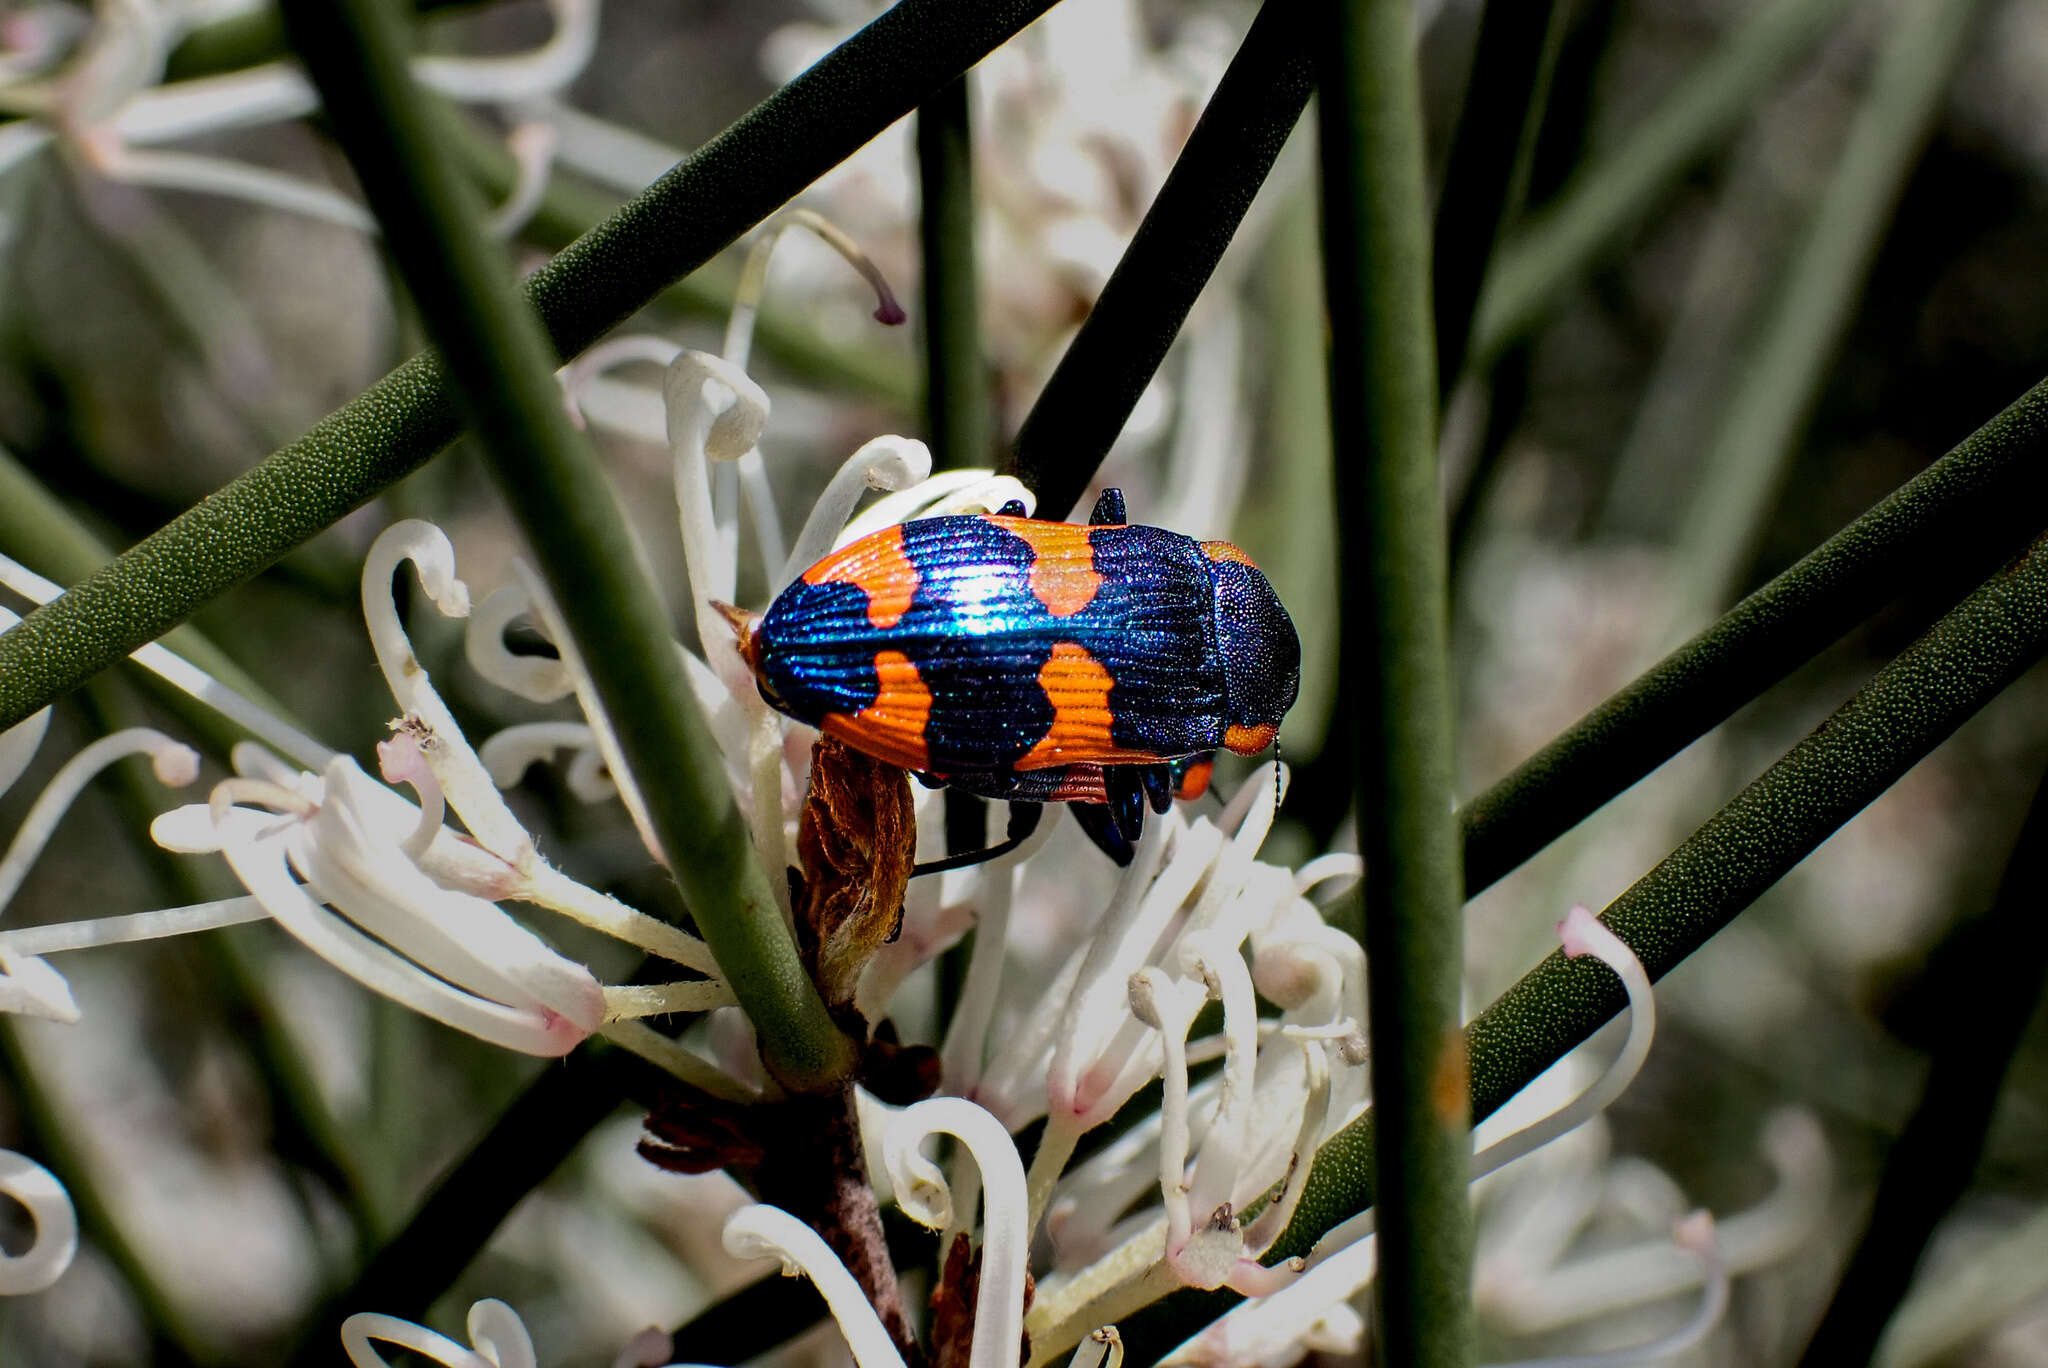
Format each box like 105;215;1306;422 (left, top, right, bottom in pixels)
0;129;1830;1368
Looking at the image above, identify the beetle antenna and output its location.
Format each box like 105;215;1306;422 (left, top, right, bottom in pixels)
1273;740;1284;809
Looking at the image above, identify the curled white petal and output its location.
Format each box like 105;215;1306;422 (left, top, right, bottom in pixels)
835;469;1016;548
664;350;771;688
885;1099;1030;1368
561;335;682;439
1240;1040;1330;1257
377;732;445;860
722;1205;908;1368
0;728;198;913
479;723;616;803
778;436;935;589
464;584;573;703
150;802;226;854
666;351;771;467
915;475;1038;520
0;1149;77;1293
1483;1213;1728;1368
342;1310;494;1368
362;523;538;868
1473;907;1655;1184
412;0;599;103
465;1298;540;1368
1292;853;1363;898
489;120;558;240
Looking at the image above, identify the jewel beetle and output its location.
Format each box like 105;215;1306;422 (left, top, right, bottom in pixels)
721;488;1299;864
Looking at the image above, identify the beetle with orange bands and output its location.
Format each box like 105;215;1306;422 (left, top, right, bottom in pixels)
722;488;1299;864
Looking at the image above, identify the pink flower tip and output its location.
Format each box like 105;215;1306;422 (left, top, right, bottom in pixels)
1556;904;1603;959
872;296;908;327
1672;1209;1717;1256
537;1007;595;1057
376;732;428;786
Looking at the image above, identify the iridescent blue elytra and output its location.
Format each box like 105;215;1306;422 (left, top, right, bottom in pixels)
725;489;1298;862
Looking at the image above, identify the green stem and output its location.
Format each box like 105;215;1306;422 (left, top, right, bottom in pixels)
0;0;1060;736
917;74;991;470
1006;0;1313;519
917;72;995;982
1430;0;1564;398
1471;0;1856;365
1317;0;1469;1362
1663;0;1986;630
1797;764;2048;1366
1461;528;2048;1129
275;0;850;1091
1119;521;2048;1364
1459;370;2048;896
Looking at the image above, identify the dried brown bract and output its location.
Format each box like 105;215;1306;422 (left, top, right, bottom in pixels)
793;735;917;1015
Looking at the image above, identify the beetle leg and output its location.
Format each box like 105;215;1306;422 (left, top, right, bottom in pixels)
1106;766;1148;842
1089;487;1128;526
910;801;1045;878
1138;763;1173;814
1069;801;1135;866
997;498;1029;518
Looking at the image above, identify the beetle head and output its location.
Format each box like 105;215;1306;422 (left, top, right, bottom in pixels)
1200;543;1300;755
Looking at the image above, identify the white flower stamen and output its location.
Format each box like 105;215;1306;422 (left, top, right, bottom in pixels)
342;1297;535;1368
722;1205;907;1368
885;1097;1031;1368
777;435;934;591
0;1150;77;1295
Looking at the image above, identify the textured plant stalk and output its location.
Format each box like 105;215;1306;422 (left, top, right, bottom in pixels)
1317;0;1471;1361
1460;370;2048;895
0;0;1061;735
1116;524;2048;1364
1459;529;2048;1117
0;445;283;726
917;74;990;471
276;0;850;1091
1006;0;1314;519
